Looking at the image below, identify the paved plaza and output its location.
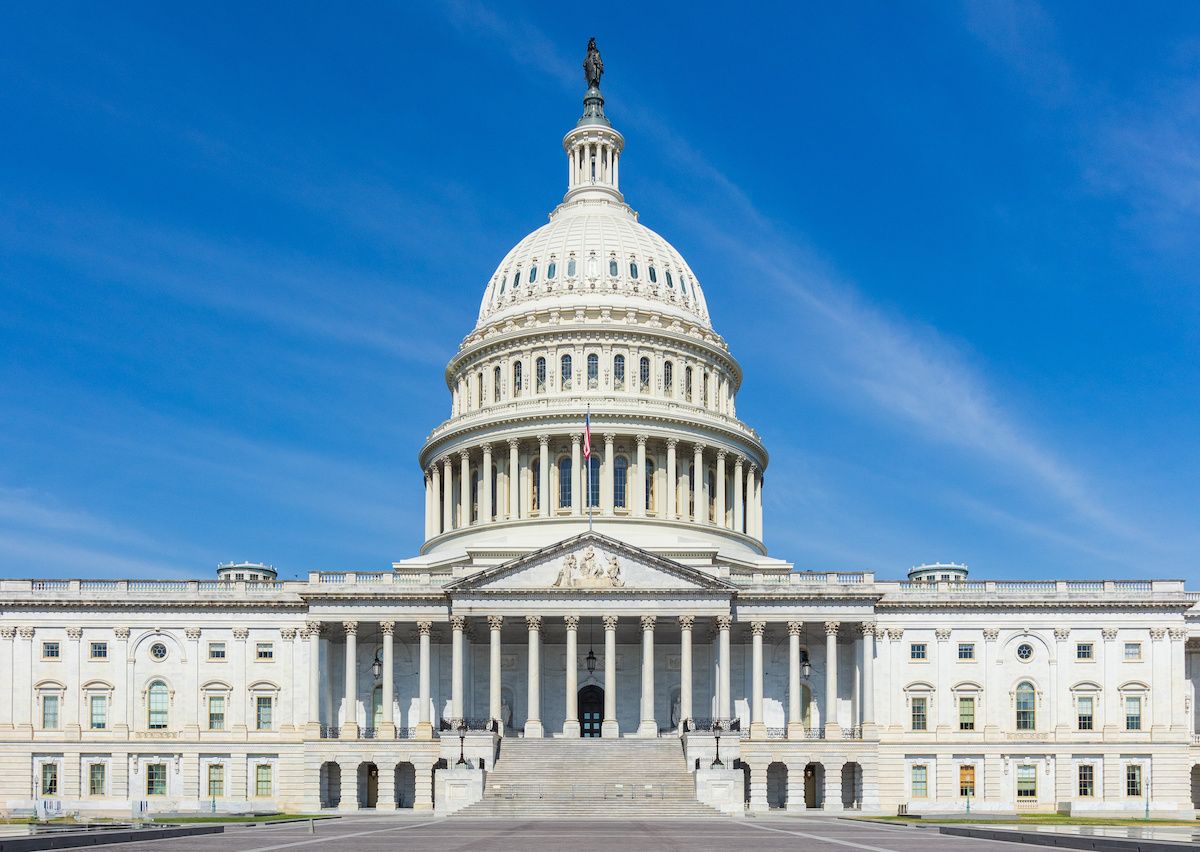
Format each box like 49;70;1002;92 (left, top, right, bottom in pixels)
47;816;1050;852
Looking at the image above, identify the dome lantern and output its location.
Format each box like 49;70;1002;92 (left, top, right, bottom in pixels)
563;39;624;205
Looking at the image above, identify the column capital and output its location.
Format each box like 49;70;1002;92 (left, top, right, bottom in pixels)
563;615;580;630
537;434;550;447
450;615;467;631
787;621;803;636
1053;627;1070;641
508;437;521;450
983;627;999;641
747;462;758;474
715;448;727;461
233;627;250;640
640;615;657;631
0;627;14;639
304;621;323;638
666;437;678;449
1150;627;1167;640
17;626;34;639
439;455;452;467
734;455;745;470
570;433;582;445
678;615;695;630
184;627;202;640
1101;627;1119;640
601;615;619;631
480;442;492;454
113;627;130;640
887;627;905;641
487;615;504;631
716;615;732;631
280;627;298;641
526;615;542;632
1169;627;1187;640
750;621;766;636
417;621;433;636
603;432;616;443
458;449;470;462
934;628;951;641
858;622;877;637
379;621;395;635
66;627;83;640
635;434;648;446
693;442;706;454
341;621;358;636
824;621;840;636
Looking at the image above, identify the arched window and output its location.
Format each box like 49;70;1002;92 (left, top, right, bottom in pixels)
528;264;537;284
477;372;483;409
558;457;572;509
493;366;501;402
147;680;169;730
629;260;639;279
666;270;674;289
614;457;628;509
645;459;656;511
587;353;599;389
513;269;521;288
703;372;710;407
648;265;657;284
708;469;717;517
547;260;557;279
586;254;598;277
536;357;546;393
614;355;626;390
1015;682;1036;730
685;366;694;401
491;465;499;520
586;457;601;508
608;258;619;277
498;275;506;295
663;361;673;393
567;257;576;277
531;460;540;513
513;361;523;396
639;357;650;392
560;354;573;390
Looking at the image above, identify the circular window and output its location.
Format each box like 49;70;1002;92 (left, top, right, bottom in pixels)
1017;643;1034;661
150;642;168;661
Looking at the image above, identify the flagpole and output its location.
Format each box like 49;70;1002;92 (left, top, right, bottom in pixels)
586;404;593;532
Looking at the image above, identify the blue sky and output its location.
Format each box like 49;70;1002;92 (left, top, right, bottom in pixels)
1;2;1198;581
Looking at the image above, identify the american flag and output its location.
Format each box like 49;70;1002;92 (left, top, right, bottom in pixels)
582;408;591;459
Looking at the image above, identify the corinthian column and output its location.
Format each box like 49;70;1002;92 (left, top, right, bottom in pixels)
678;616;694;731
733;457;745;534
665;438;678;520
459;450;472;525
637;616;657;736
488;616;503;731
693;443;707;524
787;621;804;738
524;616;543;738
306;622;322;735
441;456;453;531
602;433;615;513
602;615;619;738
563;616;580;736
750;621;766;738
508;439;520;520
746;463;758;538
342;621;359;738
634;435;647;517
715;450;727;528
861;622;876;735
824;621;841;739
451;616;465;721
717;616;732;721
480;443;493;522
380;621;395;736
416;621;433;739
570;434;582;515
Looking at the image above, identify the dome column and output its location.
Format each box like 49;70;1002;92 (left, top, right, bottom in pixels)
428;466;440;537
570;433;582;516
693;443;708;525
747;463;759;539
459;451;471;526
441;457;453;532
507;439;520;520
665;439;677;520
733;457;745;534
602;433;615;514
715;450;727;528
633;435;647;518
538;435;550;518
481;443;493;523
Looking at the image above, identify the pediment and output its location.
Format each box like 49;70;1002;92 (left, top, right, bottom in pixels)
445;532;734;594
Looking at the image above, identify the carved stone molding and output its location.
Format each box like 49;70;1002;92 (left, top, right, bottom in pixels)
1150;627;1166;640
1101;628;1119;640
0;627;15;639
935;628;952;641
1169;627;1187;640
185;627;202;640
1053;628;1071;641
66;627;83;640
983;628;1000;641
18;626;35;639
887;628;904;641
279;627;297;641
232;627;249;640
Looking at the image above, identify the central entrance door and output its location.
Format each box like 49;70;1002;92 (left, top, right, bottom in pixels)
579;685;604;737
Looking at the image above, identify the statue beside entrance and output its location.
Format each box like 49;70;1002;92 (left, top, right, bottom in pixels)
551;545;625;588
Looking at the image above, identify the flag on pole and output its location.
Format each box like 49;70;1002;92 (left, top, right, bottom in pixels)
582;408;592;459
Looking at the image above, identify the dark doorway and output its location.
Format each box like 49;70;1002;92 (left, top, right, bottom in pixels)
579;685;604;737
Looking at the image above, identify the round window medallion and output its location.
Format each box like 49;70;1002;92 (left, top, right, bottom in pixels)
150;642;168;660
1017;643;1033;661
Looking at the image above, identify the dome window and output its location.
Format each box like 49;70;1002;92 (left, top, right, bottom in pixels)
558;457;573;508
665;270;674;288
536;357;547;393
493;366;501;402
499;276;507;295
629;261;639;279
513;361;523;396
547;261;557;280
639;357;650;393
608;258;619;278
560;354;573;390
613;354;625;390
528;265;537;283
569;257;579;277
513;270;521;288
587;353;599;389
587;255;599;277
663;360;673;393
648;265;657;284
614;457;628;509
685;366;694;401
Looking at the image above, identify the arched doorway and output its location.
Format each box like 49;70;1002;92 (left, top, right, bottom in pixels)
318;761;340;809
579;685;604;737
1191;764;1200;809
358;762;378;808
804;762;823;809
842;763;862;810
395;762;416;809
767;762;788;809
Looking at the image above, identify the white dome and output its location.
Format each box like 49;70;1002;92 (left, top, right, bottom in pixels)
477;200;711;331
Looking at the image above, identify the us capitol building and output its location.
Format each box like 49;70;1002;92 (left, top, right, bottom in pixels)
2;42;1198;819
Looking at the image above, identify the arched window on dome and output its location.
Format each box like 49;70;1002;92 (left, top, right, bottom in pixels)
685;366;694;402
558;457;572;509
547;260;557;280
528;264;537;284
560;355;573;390
586;255;597;277
513;361;523;397
648;265;657;284
567;257;576;277
513;269;521;288
493;366;501;403
587;353;598;389
645;459;656;512
491;464;499;520
536;358;546;394
586;457;600;509
629;260;639;279
639;357;650;393
498;276;506;295
1016;682;1036;731
665;270;674;289
663;361;673;395
608;258;619;277
477;372;484;409
613;355;626;390
703;371;710;408
613;456;628;510
530;459;540;513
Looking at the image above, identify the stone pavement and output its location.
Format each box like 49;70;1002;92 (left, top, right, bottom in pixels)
39;814;1045;852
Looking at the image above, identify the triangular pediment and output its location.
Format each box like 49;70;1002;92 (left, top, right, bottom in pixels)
445;532;735;594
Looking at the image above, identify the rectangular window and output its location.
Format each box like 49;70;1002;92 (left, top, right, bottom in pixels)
958;696;975;731
208;695;226;731
957;643;975;660
255;764;272;797
1016;765;1037;799
911;765;928;798
90;695;108;730
40;763;58;796
208;642;226;660
146;763;167;796
207;763;224;797
910;643;927;660
42;695;60;729
255;642;274;660
911;696;927;731
1126;765;1143;796
1123;642;1141;661
90;641;108;659
959;764;976;798
42;641;60;659
1124;696;1142;731
1075;642;1093;660
88;763;106;796
1076;696;1093;731
256;696;273;730
1078;764;1094;797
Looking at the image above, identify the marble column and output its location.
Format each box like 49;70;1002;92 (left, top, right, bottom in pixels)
861;622;876;734
787;621;804;737
508;439;520;520
602;433;615;514
665;439;677;520
429;465;441;537
733;457;745;534
679;616;694;730
524;616;543;737
380;621;395;736
715;450;726;528
451;616;465;721
538;435;550;518
488;616;503;731
602;615;619;738
459;450;471;526
693;443;708;524
717;616;732;721
564;616;580;736
481;444;493;523
750;621;766;738
746;464;758;538
824;621;840;739
423;470;433;539
570;434;582;516
638;616;657;736
441;456;453;531
416;621;433;739
679;449;691;522
306;622;321;734
633;435;647;517
342;621;358;738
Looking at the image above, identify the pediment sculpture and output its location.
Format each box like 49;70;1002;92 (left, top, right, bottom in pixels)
551;545;624;589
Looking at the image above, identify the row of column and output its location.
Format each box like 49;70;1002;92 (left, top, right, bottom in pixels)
423;437;763;539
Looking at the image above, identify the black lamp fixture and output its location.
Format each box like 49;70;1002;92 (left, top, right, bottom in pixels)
801;652;812;680
371;650;383;681
586;620;597;674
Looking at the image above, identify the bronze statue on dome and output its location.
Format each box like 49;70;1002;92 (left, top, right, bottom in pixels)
584;37;604;90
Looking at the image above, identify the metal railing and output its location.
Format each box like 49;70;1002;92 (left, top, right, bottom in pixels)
319;725;339;739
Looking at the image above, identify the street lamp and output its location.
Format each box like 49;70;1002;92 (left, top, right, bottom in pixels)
370;650;382;681
586;621;597;674
456;719;468;767
711;719;724;768
801;652;811;680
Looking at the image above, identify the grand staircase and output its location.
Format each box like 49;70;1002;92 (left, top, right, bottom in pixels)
454;738;725;818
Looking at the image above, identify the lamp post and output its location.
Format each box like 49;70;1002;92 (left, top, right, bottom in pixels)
456;718;468;767
711;719;724;768
370;651;382;681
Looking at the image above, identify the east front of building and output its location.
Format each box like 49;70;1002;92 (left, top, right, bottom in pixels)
2;42;1198;819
